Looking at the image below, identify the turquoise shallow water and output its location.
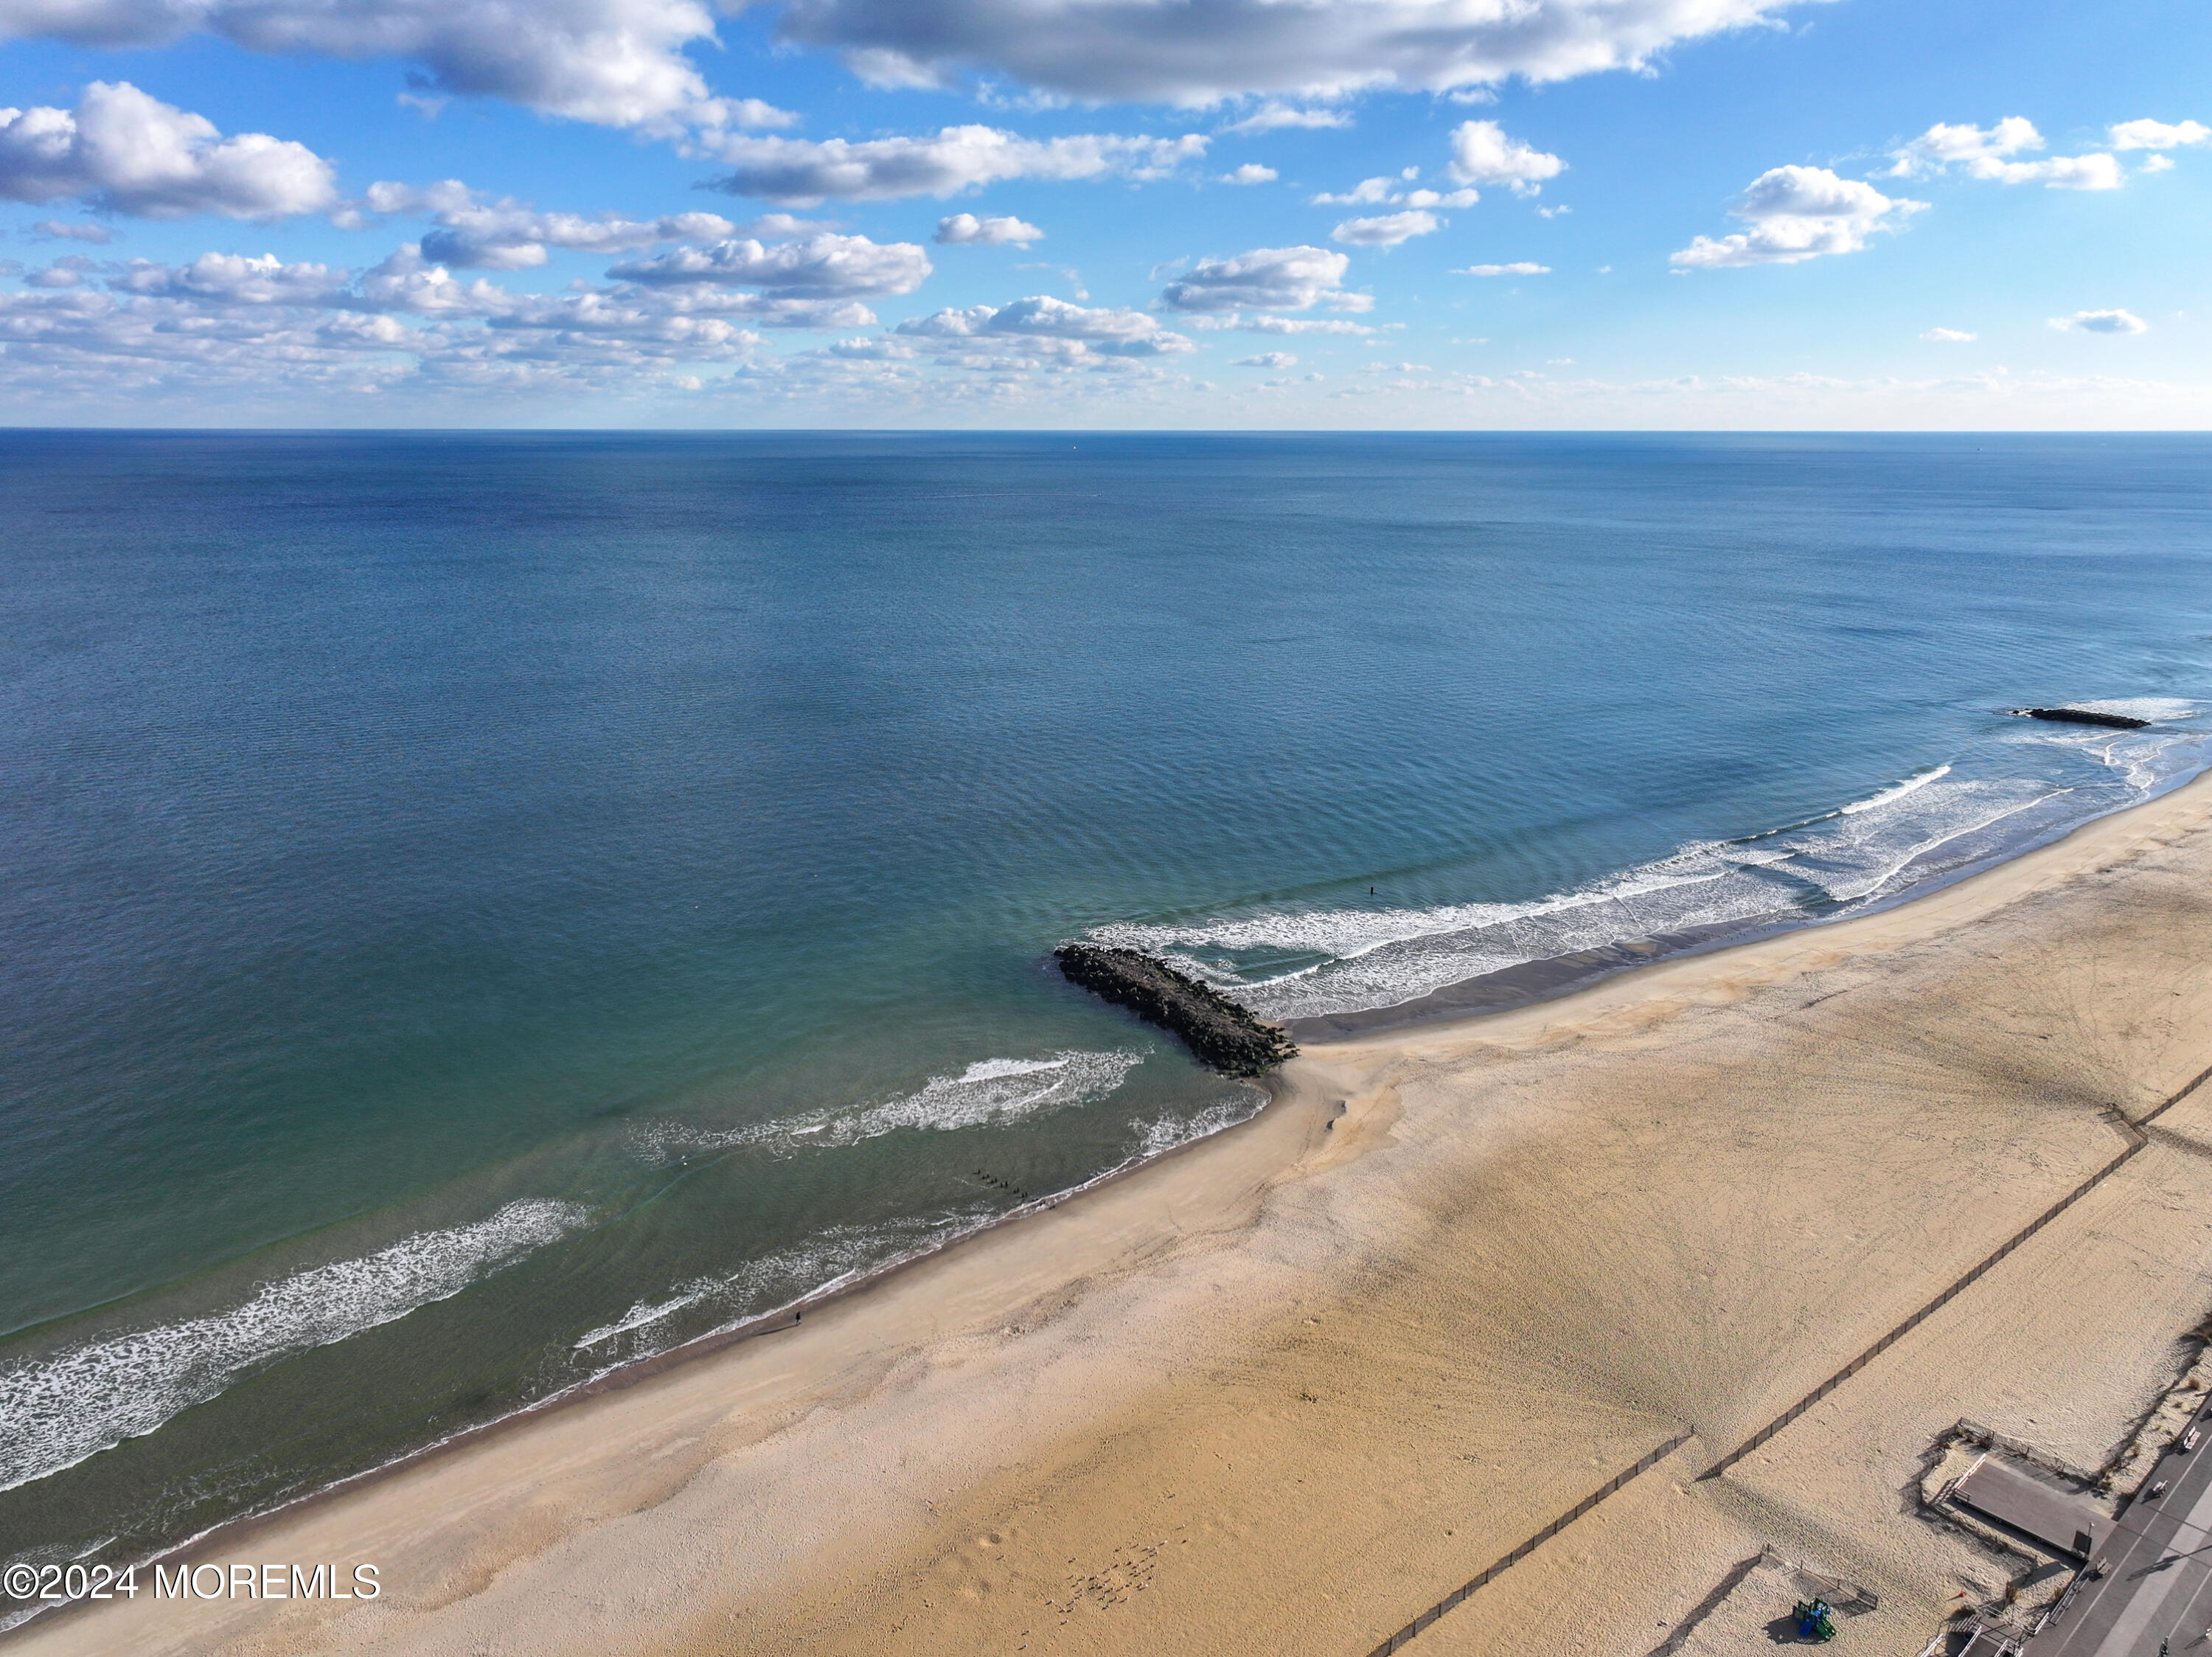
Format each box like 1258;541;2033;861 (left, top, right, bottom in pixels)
4;430;2212;1600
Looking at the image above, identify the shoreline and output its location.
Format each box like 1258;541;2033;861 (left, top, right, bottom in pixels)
0;1075;1279;1642
15;763;2212;1653
1290;737;2212;1042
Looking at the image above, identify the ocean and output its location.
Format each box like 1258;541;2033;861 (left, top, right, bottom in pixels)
4;430;2211;1611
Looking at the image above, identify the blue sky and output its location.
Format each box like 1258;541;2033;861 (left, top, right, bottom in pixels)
1;0;2205;426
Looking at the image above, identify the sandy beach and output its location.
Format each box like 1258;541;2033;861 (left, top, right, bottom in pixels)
21;771;2212;1657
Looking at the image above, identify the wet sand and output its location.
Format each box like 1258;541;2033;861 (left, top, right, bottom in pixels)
20;771;2212;1657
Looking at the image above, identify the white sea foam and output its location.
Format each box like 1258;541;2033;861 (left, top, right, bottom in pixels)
588;1083;1265;1361
574;1220;976;1358
1104;727;2212;1022
640;1050;1143;1160
0;1200;587;1495
1769;775;2064;903
2000;712;2211;796
2119;729;2212;791
1134;1096;1264;1160
2070;698;2204;723
1840;764;1951;814
1097;840;1778;973
811;1052;1141;1142
1102;838;1809;1021
573;1290;706;1349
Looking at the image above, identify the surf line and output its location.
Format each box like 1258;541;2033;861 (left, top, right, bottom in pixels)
1698;1056;2212;1484
0;1080;1277;1640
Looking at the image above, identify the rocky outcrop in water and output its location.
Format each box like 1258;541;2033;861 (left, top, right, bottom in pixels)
2001;707;2151;730
1054;943;1298;1077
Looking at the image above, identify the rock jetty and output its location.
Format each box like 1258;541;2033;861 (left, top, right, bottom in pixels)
2001;706;2151;730
1054;943;1298;1077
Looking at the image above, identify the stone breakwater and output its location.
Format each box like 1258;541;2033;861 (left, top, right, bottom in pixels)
2002;707;2152;730
1053;944;1298;1077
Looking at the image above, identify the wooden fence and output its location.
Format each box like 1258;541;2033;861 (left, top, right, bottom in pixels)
1363;1430;1694;1656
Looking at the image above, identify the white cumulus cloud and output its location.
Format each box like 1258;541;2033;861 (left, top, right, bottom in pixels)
372;192;745;268
892;293;1195;367
0;237;1256;409
1671;165;1924;268
2109;118;2211;150
1311;176;1397;206
1921;327;1976;341
703;126;1206;205
1158;245;1354;312
0;80;335;218
1888;116;2039;176
823;336;918;359
1331;209;1439;246
1446;121;1565;193
110;249;352;305
1220;103;1351;135
1889;119;2123;190
1231;350;1297;367
1220;164;1277;184
2049;309;2146;335
688;97;803;136
0;0;744;129
1457;261;1548;275
29;217;113;241
341;178;476;222
933;212;1043;246
1238;314;1373;336
606;232;931;297
1312;176;1475;209
769;0;1824;104
1994;153;2123;190
24;253;91;285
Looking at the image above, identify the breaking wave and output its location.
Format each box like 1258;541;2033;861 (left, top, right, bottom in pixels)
573;1223;931;1353
1840;764;1951;815
1133;1096;1265;1160
639;1049;1143;1160
1102;714;2212;1022
0;1200;588;1495
581;1087;1259;1359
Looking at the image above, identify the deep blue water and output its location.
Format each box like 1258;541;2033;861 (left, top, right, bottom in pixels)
4;430;2211;1597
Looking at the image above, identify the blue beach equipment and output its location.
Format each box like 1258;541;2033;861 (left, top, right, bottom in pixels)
1793;1599;1838;1642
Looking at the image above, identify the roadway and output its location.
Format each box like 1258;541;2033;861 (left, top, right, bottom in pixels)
2028;1404;2212;1657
